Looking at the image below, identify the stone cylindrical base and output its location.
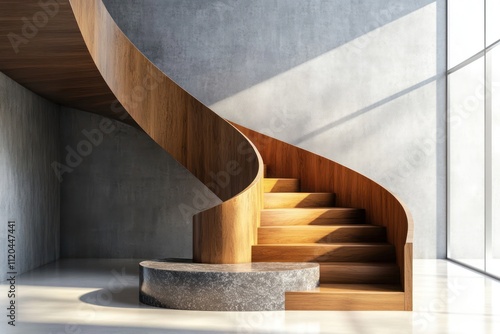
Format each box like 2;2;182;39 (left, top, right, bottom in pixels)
140;259;319;311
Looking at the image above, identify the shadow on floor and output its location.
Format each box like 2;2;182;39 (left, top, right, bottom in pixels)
80;286;151;309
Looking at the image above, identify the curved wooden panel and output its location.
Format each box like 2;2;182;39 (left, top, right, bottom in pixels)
68;0;261;199
234;123;413;310
0;0;263;264
68;0;264;264
0;0;135;125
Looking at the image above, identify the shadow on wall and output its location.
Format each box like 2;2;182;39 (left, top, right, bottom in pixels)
59;108;220;259
103;0;435;105
208;2;446;259
101;0;446;258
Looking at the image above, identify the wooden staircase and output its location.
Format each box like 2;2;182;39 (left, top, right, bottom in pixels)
253;175;404;310
0;0;413;311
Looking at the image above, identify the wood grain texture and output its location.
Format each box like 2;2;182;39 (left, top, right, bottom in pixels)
319;262;400;284
0;0;264;264
264;192;336;208
285;284;404;311
263;178;300;192
234;123;413;309
252;243;396;262
258;225;387;244
68;0;264;264
261;208;366;226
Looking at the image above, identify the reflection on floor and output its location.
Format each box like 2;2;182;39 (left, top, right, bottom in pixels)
449;258;500;278
1;259;499;334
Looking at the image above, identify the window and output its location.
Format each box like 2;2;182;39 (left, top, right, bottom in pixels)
447;0;500;278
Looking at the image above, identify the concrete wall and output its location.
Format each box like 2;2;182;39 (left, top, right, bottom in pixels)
0;72;60;279
103;0;447;258
59;108;219;259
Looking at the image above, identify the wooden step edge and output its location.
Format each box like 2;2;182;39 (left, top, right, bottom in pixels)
257;224;381;229
285;284;405;311
260;220;366;226
264;193;336;209
299;283;404;293
262;207;365;211
264;192;335;196
261;207;365;216
257;225;387;244
252;243;396;263
318;261;401;270
319;262;401;284
260;208;366;225
263;178;300;192
264;178;300;181
253;242;393;247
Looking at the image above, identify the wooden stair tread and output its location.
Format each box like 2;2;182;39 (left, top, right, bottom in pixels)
258;225;386;243
296;284;403;294
264;192;334;196
252;243;396;262
264;192;336;208
263;178;300;192
259;224;385;230
319;262;399;269
319;262;400;284
261;207;365;225
254;242;393;246
319;261;399;271
285;284;405;310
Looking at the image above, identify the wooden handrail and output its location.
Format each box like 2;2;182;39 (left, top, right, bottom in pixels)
0;0;263;264
234;124;413;310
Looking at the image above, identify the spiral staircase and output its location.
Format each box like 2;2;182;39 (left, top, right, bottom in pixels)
0;0;413;310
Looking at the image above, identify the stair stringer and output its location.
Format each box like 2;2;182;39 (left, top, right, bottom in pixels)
234;123;414;311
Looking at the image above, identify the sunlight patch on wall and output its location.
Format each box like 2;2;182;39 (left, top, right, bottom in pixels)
210;3;437;147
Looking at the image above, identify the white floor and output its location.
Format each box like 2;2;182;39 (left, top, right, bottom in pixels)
1;259;499;334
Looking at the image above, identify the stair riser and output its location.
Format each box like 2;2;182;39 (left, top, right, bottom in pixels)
258;226;386;244
261;209;365;226
264;193;336;209
319;264;400;284
252;245;396;262
261;217;363;226
263;179;300;192
285;293;405;311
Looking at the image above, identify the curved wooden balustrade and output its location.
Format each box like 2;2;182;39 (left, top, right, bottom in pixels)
234;124;413;310
0;0;263;264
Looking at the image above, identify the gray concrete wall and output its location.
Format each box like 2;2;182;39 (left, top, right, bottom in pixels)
103;0;447;258
59;108;219;259
0;72;60;279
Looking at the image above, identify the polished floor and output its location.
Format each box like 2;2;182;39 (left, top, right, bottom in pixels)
448;258;500;279
1;259;499;334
